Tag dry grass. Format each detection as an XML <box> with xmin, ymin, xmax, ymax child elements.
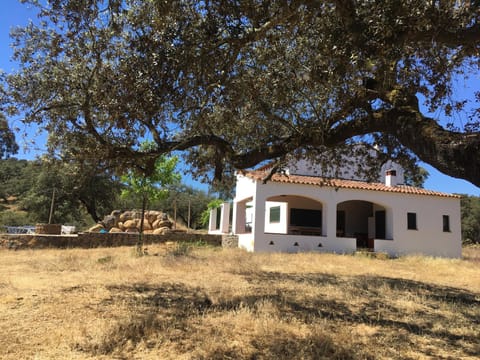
<box><xmin>0</xmin><ymin>243</ymin><xmax>479</xmax><ymax>359</ymax></box>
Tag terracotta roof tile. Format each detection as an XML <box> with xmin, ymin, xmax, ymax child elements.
<box><xmin>244</xmin><ymin>170</ymin><xmax>460</xmax><ymax>198</ymax></box>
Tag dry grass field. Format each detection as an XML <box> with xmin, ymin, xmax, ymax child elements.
<box><xmin>0</xmin><ymin>243</ymin><xmax>479</xmax><ymax>360</ymax></box>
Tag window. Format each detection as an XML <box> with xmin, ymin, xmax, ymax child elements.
<box><xmin>215</xmin><ymin>206</ymin><xmax>222</xmax><ymax>230</ymax></box>
<box><xmin>407</xmin><ymin>212</ymin><xmax>417</xmax><ymax>230</ymax></box>
<box><xmin>290</xmin><ymin>208</ymin><xmax>322</xmax><ymax>228</ymax></box>
<box><xmin>443</xmin><ymin>215</ymin><xmax>450</xmax><ymax>232</ymax></box>
<box><xmin>336</xmin><ymin>210</ymin><xmax>345</xmax><ymax>236</ymax></box>
<box><xmin>269</xmin><ymin>206</ymin><xmax>281</xmax><ymax>223</ymax></box>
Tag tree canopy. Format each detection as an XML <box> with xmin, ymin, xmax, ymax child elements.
<box><xmin>461</xmin><ymin>195</ymin><xmax>480</xmax><ymax>244</ymax></box>
<box><xmin>0</xmin><ymin>113</ymin><xmax>18</xmax><ymax>159</ymax></box>
<box><xmin>4</xmin><ymin>0</ymin><xmax>480</xmax><ymax>187</ymax></box>
<box><xmin>20</xmin><ymin>158</ymin><xmax>121</xmax><ymax>224</ymax></box>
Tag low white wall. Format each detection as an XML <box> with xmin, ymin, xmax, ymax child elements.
<box><xmin>252</xmin><ymin>233</ymin><xmax>356</xmax><ymax>254</ymax></box>
<box><xmin>238</xmin><ymin>233</ymin><xmax>255</xmax><ymax>252</ymax></box>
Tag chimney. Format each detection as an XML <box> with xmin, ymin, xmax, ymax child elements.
<box><xmin>385</xmin><ymin>169</ymin><xmax>397</xmax><ymax>187</ymax></box>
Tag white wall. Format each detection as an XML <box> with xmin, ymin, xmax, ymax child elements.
<box><xmin>286</xmin><ymin>155</ymin><xmax>405</xmax><ymax>184</ymax></box>
<box><xmin>375</xmin><ymin>196</ymin><xmax>461</xmax><ymax>258</ymax></box>
<box><xmin>238</xmin><ymin>233</ymin><xmax>255</xmax><ymax>252</ymax></box>
<box><xmin>252</xmin><ymin>233</ymin><xmax>357</xmax><ymax>254</ymax></box>
<box><xmin>236</xmin><ymin>174</ymin><xmax>461</xmax><ymax>258</ymax></box>
<box><xmin>235</xmin><ymin>173</ymin><xmax>257</xmax><ymax>200</ymax></box>
<box><xmin>264</xmin><ymin>201</ymin><xmax>288</xmax><ymax>234</ymax></box>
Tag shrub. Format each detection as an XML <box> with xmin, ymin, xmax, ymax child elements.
<box><xmin>0</xmin><ymin>210</ymin><xmax>33</xmax><ymax>228</ymax></box>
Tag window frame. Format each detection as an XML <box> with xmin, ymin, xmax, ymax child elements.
<box><xmin>442</xmin><ymin>215</ymin><xmax>451</xmax><ymax>232</ymax></box>
<box><xmin>269</xmin><ymin>206</ymin><xmax>281</xmax><ymax>224</ymax></box>
<box><xmin>407</xmin><ymin>212</ymin><xmax>417</xmax><ymax>230</ymax></box>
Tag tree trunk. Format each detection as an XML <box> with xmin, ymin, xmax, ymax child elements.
<box><xmin>79</xmin><ymin>198</ymin><xmax>101</xmax><ymax>223</ymax></box>
<box><xmin>137</xmin><ymin>195</ymin><xmax>147</xmax><ymax>256</ymax></box>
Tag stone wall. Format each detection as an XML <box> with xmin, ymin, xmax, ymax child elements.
<box><xmin>0</xmin><ymin>232</ymin><xmax>222</xmax><ymax>250</ymax></box>
<box><xmin>221</xmin><ymin>234</ymin><xmax>239</xmax><ymax>248</ymax></box>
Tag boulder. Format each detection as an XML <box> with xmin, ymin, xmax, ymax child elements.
<box><xmin>157</xmin><ymin>220</ymin><xmax>172</xmax><ymax>229</ymax></box>
<box><xmin>102</xmin><ymin>215</ymin><xmax>117</xmax><ymax>230</ymax></box>
<box><xmin>152</xmin><ymin>219</ymin><xmax>162</xmax><ymax>229</ymax></box>
<box><xmin>123</xmin><ymin>219</ymin><xmax>137</xmax><ymax>229</ymax></box>
<box><xmin>109</xmin><ymin>227</ymin><xmax>123</xmax><ymax>233</ymax></box>
<box><xmin>145</xmin><ymin>211</ymin><xmax>159</xmax><ymax>224</ymax></box>
<box><xmin>88</xmin><ymin>224</ymin><xmax>105</xmax><ymax>233</ymax></box>
<box><xmin>94</xmin><ymin>209</ymin><xmax>181</xmax><ymax>233</ymax></box>
<box><xmin>120</xmin><ymin>211</ymin><xmax>133</xmax><ymax>222</ymax></box>
<box><xmin>142</xmin><ymin>219</ymin><xmax>153</xmax><ymax>231</ymax></box>
<box><xmin>111</xmin><ymin>209</ymin><xmax>122</xmax><ymax>217</ymax></box>
<box><xmin>158</xmin><ymin>226</ymin><xmax>171</xmax><ymax>235</ymax></box>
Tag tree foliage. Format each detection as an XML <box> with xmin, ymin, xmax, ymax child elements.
<box><xmin>4</xmin><ymin>0</ymin><xmax>480</xmax><ymax>188</ymax></box>
<box><xmin>0</xmin><ymin>158</ymin><xmax>31</xmax><ymax>202</ymax></box>
<box><xmin>460</xmin><ymin>195</ymin><xmax>480</xmax><ymax>244</ymax></box>
<box><xmin>0</xmin><ymin>113</ymin><xmax>18</xmax><ymax>159</ymax></box>
<box><xmin>120</xmin><ymin>155</ymin><xmax>180</xmax><ymax>208</ymax></box>
<box><xmin>21</xmin><ymin>158</ymin><xmax>121</xmax><ymax>225</ymax></box>
<box><xmin>200</xmin><ymin>199</ymin><xmax>225</xmax><ymax>228</ymax></box>
<box><xmin>403</xmin><ymin>166</ymin><xmax>429</xmax><ymax>188</ymax></box>
<box><xmin>121</xmin><ymin>151</ymin><xmax>180</xmax><ymax>254</ymax></box>
<box><xmin>152</xmin><ymin>184</ymin><xmax>218</xmax><ymax>229</ymax></box>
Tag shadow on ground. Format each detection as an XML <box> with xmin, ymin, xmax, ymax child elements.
<box><xmin>73</xmin><ymin>270</ymin><xmax>480</xmax><ymax>359</ymax></box>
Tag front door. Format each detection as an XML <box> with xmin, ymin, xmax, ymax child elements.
<box><xmin>375</xmin><ymin>210</ymin><xmax>386</xmax><ymax>240</ymax></box>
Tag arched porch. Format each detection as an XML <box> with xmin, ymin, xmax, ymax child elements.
<box><xmin>336</xmin><ymin>200</ymin><xmax>390</xmax><ymax>250</ymax></box>
<box><xmin>265</xmin><ymin>195</ymin><xmax>324</xmax><ymax>236</ymax></box>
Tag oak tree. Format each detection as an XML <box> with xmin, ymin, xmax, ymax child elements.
<box><xmin>4</xmin><ymin>0</ymin><xmax>480</xmax><ymax>188</ymax></box>
<box><xmin>0</xmin><ymin>113</ymin><xmax>18</xmax><ymax>160</ymax></box>
<box><xmin>20</xmin><ymin>158</ymin><xmax>121</xmax><ymax>225</ymax></box>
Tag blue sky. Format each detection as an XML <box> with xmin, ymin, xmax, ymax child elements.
<box><xmin>1</xmin><ymin>0</ymin><xmax>479</xmax><ymax>196</ymax></box>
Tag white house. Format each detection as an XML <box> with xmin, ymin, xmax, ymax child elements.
<box><xmin>209</xmin><ymin>160</ymin><xmax>462</xmax><ymax>258</ymax></box>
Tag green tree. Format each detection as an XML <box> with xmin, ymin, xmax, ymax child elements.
<box><xmin>4</xmin><ymin>1</ymin><xmax>480</xmax><ymax>189</ymax></box>
<box><xmin>0</xmin><ymin>210</ymin><xmax>33</xmax><ymax>228</ymax></box>
<box><xmin>121</xmin><ymin>152</ymin><xmax>180</xmax><ymax>253</ymax></box>
<box><xmin>21</xmin><ymin>159</ymin><xmax>121</xmax><ymax>226</ymax></box>
<box><xmin>0</xmin><ymin>158</ymin><xmax>31</xmax><ymax>202</ymax></box>
<box><xmin>461</xmin><ymin>195</ymin><xmax>480</xmax><ymax>244</ymax></box>
<box><xmin>0</xmin><ymin>113</ymin><xmax>18</xmax><ymax>159</ymax></box>
<box><xmin>404</xmin><ymin>166</ymin><xmax>430</xmax><ymax>188</ymax></box>
<box><xmin>152</xmin><ymin>184</ymin><xmax>217</xmax><ymax>230</ymax></box>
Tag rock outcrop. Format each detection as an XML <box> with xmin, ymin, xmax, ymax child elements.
<box><xmin>88</xmin><ymin>210</ymin><xmax>176</xmax><ymax>234</ymax></box>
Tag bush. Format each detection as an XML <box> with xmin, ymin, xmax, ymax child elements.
<box><xmin>0</xmin><ymin>210</ymin><xmax>33</xmax><ymax>227</ymax></box>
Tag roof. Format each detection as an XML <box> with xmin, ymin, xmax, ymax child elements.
<box><xmin>243</xmin><ymin>170</ymin><xmax>460</xmax><ymax>198</ymax></box>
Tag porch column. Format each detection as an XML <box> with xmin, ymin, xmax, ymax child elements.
<box><xmin>386</xmin><ymin>207</ymin><xmax>394</xmax><ymax>240</ymax></box>
<box><xmin>208</xmin><ymin>208</ymin><xmax>217</xmax><ymax>232</ymax></box>
<box><xmin>219</xmin><ymin>202</ymin><xmax>230</xmax><ymax>233</ymax></box>
<box><xmin>325</xmin><ymin>202</ymin><xmax>337</xmax><ymax>239</ymax></box>
<box><xmin>232</xmin><ymin>200</ymin><xmax>246</xmax><ymax>234</ymax></box>
<box><xmin>252</xmin><ymin>194</ymin><xmax>266</xmax><ymax>240</ymax></box>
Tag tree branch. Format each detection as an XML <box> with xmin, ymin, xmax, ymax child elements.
<box><xmin>329</xmin><ymin>107</ymin><xmax>480</xmax><ymax>187</ymax></box>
